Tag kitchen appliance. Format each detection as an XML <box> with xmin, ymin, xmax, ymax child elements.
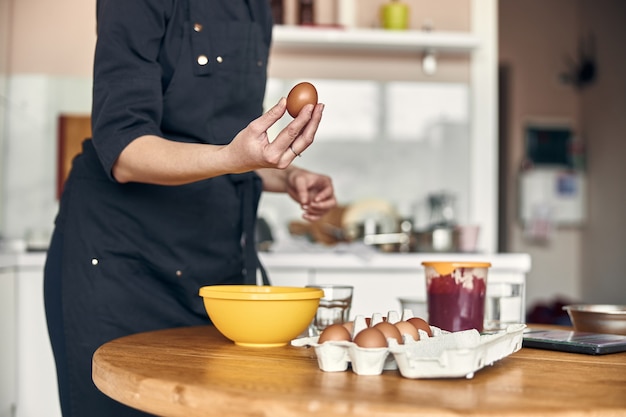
<box><xmin>427</xmin><ymin>192</ymin><xmax>456</xmax><ymax>227</ymax></box>
<box><xmin>413</xmin><ymin>192</ymin><xmax>459</xmax><ymax>252</ymax></box>
<box><xmin>414</xmin><ymin>227</ymin><xmax>460</xmax><ymax>252</ymax></box>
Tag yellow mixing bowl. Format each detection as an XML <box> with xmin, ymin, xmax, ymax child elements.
<box><xmin>199</xmin><ymin>285</ymin><xmax>324</xmax><ymax>347</ymax></box>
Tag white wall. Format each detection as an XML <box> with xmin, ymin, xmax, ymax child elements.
<box><xmin>0</xmin><ymin>0</ymin><xmax>13</xmax><ymax>241</ymax></box>
<box><xmin>3</xmin><ymin>75</ymin><xmax>92</xmax><ymax>239</ymax></box>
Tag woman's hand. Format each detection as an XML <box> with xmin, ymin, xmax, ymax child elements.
<box><xmin>248</xmin><ymin>99</ymin><xmax>335</xmax><ymax>221</ymax></box>
<box><xmin>285</xmin><ymin>167</ymin><xmax>337</xmax><ymax>221</ymax></box>
<box><xmin>225</xmin><ymin>97</ymin><xmax>324</xmax><ymax>172</ymax></box>
<box><xmin>258</xmin><ymin>166</ymin><xmax>337</xmax><ymax>222</ymax></box>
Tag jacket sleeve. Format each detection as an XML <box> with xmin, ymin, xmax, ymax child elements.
<box><xmin>91</xmin><ymin>0</ymin><xmax>175</xmax><ymax>181</ymax></box>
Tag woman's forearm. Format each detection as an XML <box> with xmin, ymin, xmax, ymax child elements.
<box><xmin>111</xmin><ymin>135</ymin><xmax>242</xmax><ymax>185</ymax></box>
<box><xmin>111</xmin><ymin>99</ymin><xmax>323</xmax><ymax>186</ymax></box>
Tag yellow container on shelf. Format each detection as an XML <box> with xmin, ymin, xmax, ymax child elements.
<box><xmin>380</xmin><ymin>0</ymin><xmax>410</xmax><ymax>30</ymax></box>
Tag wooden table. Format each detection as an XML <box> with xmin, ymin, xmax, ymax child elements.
<box><xmin>93</xmin><ymin>325</ymin><xmax>626</xmax><ymax>417</ymax></box>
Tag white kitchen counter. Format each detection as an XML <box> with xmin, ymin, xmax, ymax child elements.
<box><xmin>0</xmin><ymin>249</ymin><xmax>531</xmax><ymax>275</ymax></box>
<box><xmin>1</xmin><ymin>248</ymin><xmax>532</xmax><ymax>318</ymax></box>
<box><xmin>259</xmin><ymin>250</ymin><xmax>531</xmax><ymax>320</ymax></box>
<box><xmin>259</xmin><ymin>251</ymin><xmax>531</xmax><ymax>273</ymax></box>
<box><xmin>0</xmin><ymin>248</ymin><xmax>60</xmax><ymax>417</ymax></box>
<box><xmin>0</xmin><ymin>249</ymin><xmax>47</xmax><ymax>270</ymax></box>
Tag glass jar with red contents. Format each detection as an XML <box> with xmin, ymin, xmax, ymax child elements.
<box><xmin>422</xmin><ymin>261</ymin><xmax>491</xmax><ymax>332</ymax></box>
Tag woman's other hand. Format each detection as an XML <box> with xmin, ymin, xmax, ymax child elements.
<box><xmin>285</xmin><ymin>167</ymin><xmax>337</xmax><ymax>221</ymax></box>
<box><xmin>258</xmin><ymin>165</ymin><xmax>336</xmax><ymax>222</ymax></box>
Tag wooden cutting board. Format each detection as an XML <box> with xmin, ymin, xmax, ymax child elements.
<box><xmin>57</xmin><ymin>114</ymin><xmax>91</xmax><ymax>198</ymax></box>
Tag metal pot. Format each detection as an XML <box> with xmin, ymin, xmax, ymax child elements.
<box><xmin>414</xmin><ymin>226</ymin><xmax>459</xmax><ymax>252</ymax></box>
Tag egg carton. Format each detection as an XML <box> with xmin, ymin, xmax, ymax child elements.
<box><xmin>291</xmin><ymin>310</ymin><xmax>526</xmax><ymax>379</ymax></box>
<box><xmin>291</xmin><ymin>310</ymin><xmax>442</xmax><ymax>375</ymax></box>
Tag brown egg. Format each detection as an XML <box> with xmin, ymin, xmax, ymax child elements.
<box><xmin>341</xmin><ymin>321</ymin><xmax>355</xmax><ymax>336</ymax></box>
<box><xmin>318</xmin><ymin>323</ymin><xmax>352</xmax><ymax>344</ymax></box>
<box><xmin>407</xmin><ymin>317</ymin><xmax>433</xmax><ymax>337</ymax></box>
<box><xmin>353</xmin><ymin>327</ymin><xmax>388</xmax><ymax>348</ymax></box>
<box><xmin>373</xmin><ymin>322</ymin><xmax>403</xmax><ymax>344</ymax></box>
<box><xmin>286</xmin><ymin>82</ymin><xmax>318</xmax><ymax>117</ymax></box>
<box><xmin>394</xmin><ymin>320</ymin><xmax>419</xmax><ymax>341</ymax></box>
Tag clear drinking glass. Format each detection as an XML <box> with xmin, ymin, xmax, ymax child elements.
<box><xmin>306</xmin><ymin>284</ymin><xmax>353</xmax><ymax>332</ymax></box>
<box><xmin>484</xmin><ymin>282</ymin><xmax>524</xmax><ymax>331</ymax></box>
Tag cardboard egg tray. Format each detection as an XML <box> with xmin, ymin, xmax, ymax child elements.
<box><xmin>291</xmin><ymin>310</ymin><xmax>526</xmax><ymax>379</ymax></box>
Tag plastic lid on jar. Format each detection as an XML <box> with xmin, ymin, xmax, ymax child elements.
<box><xmin>421</xmin><ymin>261</ymin><xmax>491</xmax><ymax>276</ymax></box>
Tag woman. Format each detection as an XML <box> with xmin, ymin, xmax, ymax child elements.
<box><xmin>44</xmin><ymin>1</ymin><xmax>336</xmax><ymax>416</ymax></box>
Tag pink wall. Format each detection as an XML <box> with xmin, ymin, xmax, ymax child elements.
<box><xmin>9</xmin><ymin>0</ymin><xmax>96</xmax><ymax>76</ymax></box>
<box><xmin>499</xmin><ymin>0</ymin><xmax>626</xmax><ymax>306</ymax></box>
<box><xmin>579</xmin><ymin>0</ymin><xmax>626</xmax><ymax>303</ymax></box>
<box><xmin>499</xmin><ymin>0</ymin><xmax>583</xmax><ymax>306</ymax></box>
<box><xmin>8</xmin><ymin>0</ymin><xmax>468</xmax><ymax>77</ymax></box>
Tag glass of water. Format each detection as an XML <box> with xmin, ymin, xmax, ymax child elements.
<box><xmin>484</xmin><ymin>282</ymin><xmax>524</xmax><ymax>331</ymax></box>
<box><xmin>306</xmin><ymin>284</ymin><xmax>353</xmax><ymax>333</ymax></box>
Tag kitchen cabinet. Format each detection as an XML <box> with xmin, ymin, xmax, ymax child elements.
<box><xmin>260</xmin><ymin>252</ymin><xmax>531</xmax><ymax>321</ymax></box>
<box><xmin>0</xmin><ymin>252</ymin><xmax>61</xmax><ymax>417</ymax></box>
<box><xmin>0</xmin><ymin>267</ymin><xmax>16</xmax><ymax>417</ymax></box>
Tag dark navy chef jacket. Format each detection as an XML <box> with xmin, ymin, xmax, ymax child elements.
<box><xmin>55</xmin><ymin>0</ymin><xmax>273</xmax><ymax>338</ymax></box>
<box><xmin>46</xmin><ymin>2</ymin><xmax>275</xmax><ymax>415</ymax></box>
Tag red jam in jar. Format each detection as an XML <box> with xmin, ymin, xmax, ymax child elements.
<box><xmin>423</xmin><ymin>262</ymin><xmax>490</xmax><ymax>332</ymax></box>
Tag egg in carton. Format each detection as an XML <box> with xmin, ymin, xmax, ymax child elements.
<box><xmin>291</xmin><ymin>309</ymin><xmax>441</xmax><ymax>376</ymax></box>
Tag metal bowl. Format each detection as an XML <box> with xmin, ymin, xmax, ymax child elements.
<box><xmin>563</xmin><ymin>304</ymin><xmax>626</xmax><ymax>335</ymax></box>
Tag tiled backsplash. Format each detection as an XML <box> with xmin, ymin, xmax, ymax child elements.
<box><xmin>1</xmin><ymin>75</ymin><xmax>470</xmax><ymax>241</ymax></box>
<box><xmin>261</xmin><ymin>78</ymin><xmax>471</xmax><ymax>236</ymax></box>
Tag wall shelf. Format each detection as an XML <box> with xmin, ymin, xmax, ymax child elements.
<box><xmin>272</xmin><ymin>25</ymin><xmax>480</xmax><ymax>54</ymax></box>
